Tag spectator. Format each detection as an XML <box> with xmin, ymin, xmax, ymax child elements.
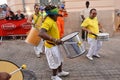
<box><xmin>0</xmin><ymin>7</ymin><xmax>6</xmax><ymax>20</ymax></box>
<box><xmin>4</xmin><ymin>6</ymin><xmax>11</xmax><ymax>16</ymax></box>
<box><xmin>59</xmin><ymin>1</ymin><xmax>68</xmax><ymax>17</ymax></box>
<box><xmin>5</xmin><ymin>10</ymin><xmax>16</xmax><ymax>20</ymax></box>
<box><xmin>80</xmin><ymin>1</ymin><xmax>91</xmax><ymax>41</ymax></box>
<box><xmin>15</xmin><ymin>10</ymin><xmax>25</xmax><ymax>20</ymax></box>
<box><xmin>1</xmin><ymin>4</ymin><xmax>8</xmax><ymax>11</ymax></box>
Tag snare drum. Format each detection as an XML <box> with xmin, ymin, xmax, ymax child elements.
<box><xmin>61</xmin><ymin>32</ymin><xmax>86</xmax><ymax>59</ymax></box>
<box><xmin>0</xmin><ymin>60</ymin><xmax>23</xmax><ymax>80</ymax></box>
<box><xmin>25</xmin><ymin>27</ymin><xmax>41</xmax><ymax>46</ymax></box>
<box><xmin>97</xmin><ymin>33</ymin><xmax>109</xmax><ymax>41</ymax></box>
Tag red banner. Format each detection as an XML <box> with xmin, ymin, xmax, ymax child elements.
<box><xmin>0</xmin><ymin>19</ymin><xmax>31</xmax><ymax>36</ymax></box>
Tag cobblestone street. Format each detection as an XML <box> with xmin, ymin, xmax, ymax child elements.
<box><xmin>0</xmin><ymin>34</ymin><xmax>120</xmax><ymax>80</ymax></box>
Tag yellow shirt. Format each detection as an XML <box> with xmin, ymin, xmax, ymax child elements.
<box><xmin>41</xmin><ymin>17</ymin><xmax>60</xmax><ymax>48</ymax></box>
<box><xmin>81</xmin><ymin>17</ymin><xmax>99</xmax><ymax>39</ymax></box>
<box><xmin>33</xmin><ymin>14</ymin><xmax>42</xmax><ymax>30</ymax></box>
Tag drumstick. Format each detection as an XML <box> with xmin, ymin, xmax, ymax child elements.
<box><xmin>10</xmin><ymin>64</ymin><xmax>27</xmax><ymax>75</ymax></box>
<box><xmin>64</xmin><ymin>41</ymin><xmax>82</xmax><ymax>44</ymax></box>
<box><xmin>64</xmin><ymin>42</ymin><xmax>77</xmax><ymax>44</ymax></box>
<box><xmin>91</xmin><ymin>33</ymin><xmax>97</xmax><ymax>36</ymax></box>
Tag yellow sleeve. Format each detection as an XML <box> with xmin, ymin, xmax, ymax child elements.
<box><xmin>41</xmin><ymin>22</ymin><xmax>51</xmax><ymax>31</ymax></box>
<box><xmin>81</xmin><ymin>18</ymin><xmax>89</xmax><ymax>28</ymax></box>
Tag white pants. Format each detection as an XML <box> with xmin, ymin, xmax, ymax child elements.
<box><xmin>87</xmin><ymin>38</ymin><xmax>102</xmax><ymax>57</ymax></box>
<box><xmin>34</xmin><ymin>39</ymin><xmax>44</xmax><ymax>54</ymax></box>
<box><xmin>45</xmin><ymin>46</ymin><xmax>63</xmax><ymax>69</ymax></box>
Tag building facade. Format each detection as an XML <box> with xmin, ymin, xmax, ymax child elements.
<box><xmin>6</xmin><ymin>0</ymin><xmax>120</xmax><ymax>36</ymax></box>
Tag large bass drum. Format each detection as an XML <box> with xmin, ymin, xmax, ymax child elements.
<box><xmin>61</xmin><ymin>32</ymin><xmax>86</xmax><ymax>59</ymax></box>
<box><xmin>0</xmin><ymin>60</ymin><xmax>23</xmax><ymax>80</ymax></box>
<box><xmin>0</xmin><ymin>60</ymin><xmax>37</xmax><ymax>80</ymax></box>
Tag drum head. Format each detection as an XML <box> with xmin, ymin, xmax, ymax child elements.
<box><xmin>97</xmin><ymin>33</ymin><xmax>109</xmax><ymax>36</ymax></box>
<box><xmin>61</xmin><ymin>32</ymin><xmax>79</xmax><ymax>42</ymax></box>
<box><xmin>0</xmin><ymin>60</ymin><xmax>24</xmax><ymax>80</ymax></box>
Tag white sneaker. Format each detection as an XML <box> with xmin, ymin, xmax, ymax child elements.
<box><xmin>40</xmin><ymin>52</ymin><xmax>45</xmax><ymax>55</ymax></box>
<box><xmin>86</xmin><ymin>55</ymin><xmax>93</xmax><ymax>60</ymax></box>
<box><xmin>93</xmin><ymin>54</ymin><xmax>101</xmax><ymax>58</ymax></box>
<box><xmin>57</xmin><ymin>71</ymin><xmax>69</xmax><ymax>77</ymax></box>
<box><xmin>51</xmin><ymin>75</ymin><xmax>62</xmax><ymax>80</ymax></box>
<box><xmin>35</xmin><ymin>51</ymin><xmax>40</xmax><ymax>58</ymax></box>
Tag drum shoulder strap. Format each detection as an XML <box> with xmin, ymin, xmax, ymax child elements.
<box><xmin>34</xmin><ymin>14</ymin><xmax>41</xmax><ymax>24</ymax></box>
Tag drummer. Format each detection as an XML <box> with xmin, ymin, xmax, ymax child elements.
<box><xmin>0</xmin><ymin>72</ymin><xmax>11</xmax><ymax>80</ymax></box>
<box><xmin>81</xmin><ymin>8</ymin><xmax>102</xmax><ymax>60</ymax></box>
<box><xmin>39</xmin><ymin>5</ymin><xmax>69</xmax><ymax>80</ymax></box>
<box><xmin>27</xmin><ymin>4</ymin><xmax>46</xmax><ymax>58</ymax></box>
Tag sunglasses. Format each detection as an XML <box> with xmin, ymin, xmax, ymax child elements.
<box><xmin>35</xmin><ymin>8</ymin><xmax>39</xmax><ymax>10</ymax></box>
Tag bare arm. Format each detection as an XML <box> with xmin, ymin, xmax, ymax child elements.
<box><xmin>39</xmin><ymin>28</ymin><xmax>52</xmax><ymax>41</ymax></box>
<box><xmin>27</xmin><ymin>14</ymin><xmax>34</xmax><ymax>25</ymax></box>
<box><xmin>82</xmin><ymin>27</ymin><xmax>92</xmax><ymax>34</ymax></box>
<box><xmin>98</xmin><ymin>22</ymin><xmax>105</xmax><ymax>32</ymax></box>
<box><xmin>82</xmin><ymin>27</ymin><xmax>97</xmax><ymax>36</ymax></box>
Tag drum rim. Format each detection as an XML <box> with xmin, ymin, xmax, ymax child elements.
<box><xmin>67</xmin><ymin>50</ymin><xmax>86</xmax><ymax>59</ymax></box>
<box><xmin>97</xmin><ymin>33</ymin><xmax>109</xmax><ymax>36</ymax></box>
<box><xmin>61</xmin><ymin>32</ymin><xmax>79</xmax><ymax>42</ymax></box>
<box><xmin>0</xmin><ymin>60</ymin><xmax>24</xmax><ymax>80</ymax></box>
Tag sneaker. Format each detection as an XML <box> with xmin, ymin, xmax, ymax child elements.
<box><xmin>51</xmin><ymin>75</ymin><xmax>62</xmax><ymax>80</ymax></box>
<box><xmin>93</xmin><ymin>54</ymin><xmax>101</xmax><ymax>58</ymax></box>
<box><xmin>86</xmin><ymin>55</ymin><xmax>93</xmax><ymax>60</ymax></box>
<box><xmin>35</xmin><ymin>51</ymin><xmax>40</xmax><ymax>58</ymax></box>
<box><xmin>57</xmin><ymin>71</ymin><xmax>69</xmax><ymax>77</ymax></box>
<box><xmin>40</xmin><ymin>52</ymin><xmax>45</xmax><ymax>55</ymax></box>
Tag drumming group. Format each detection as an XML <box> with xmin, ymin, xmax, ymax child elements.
<box><xmin>0</xmin><ymin>1</ymin><xmax>109</xmax><ymax>80</ymax></box>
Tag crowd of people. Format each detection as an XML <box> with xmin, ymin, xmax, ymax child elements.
<box><xmin>0</xmin><ymin>4</ymin><xmax>25</xmax><ymax>20</ymax></box>
<box><xmin>0</xmin><ymin>4</ymin><xmax>26</xmax><ymax>40</ymax></box>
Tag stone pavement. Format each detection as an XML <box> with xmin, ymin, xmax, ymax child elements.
<box><xmin>0</xmin><ymin>35</ymin><xmax>120</xmax><ymax>80</ymax></box>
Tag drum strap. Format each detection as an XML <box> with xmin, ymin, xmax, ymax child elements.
<box><xmin>34</xmin><ymin>14</ymin><xmax>41</xmax><ymax>25</ymax></box>
<box><xmin>46</xmin><ymin>41</ymin><xmax>56</xmax><ymax>46</ymax></box>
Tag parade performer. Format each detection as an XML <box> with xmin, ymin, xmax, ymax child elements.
<box><xmin>81</xmin><ymin>8</ymin><xmax>102</xmax><ymax>60</ymax></box>
<box><xmin>27</xmin><ymin>4</ymin><xmax>46</xmax><ymax>58</ymax></box>
<box><xmin>39</xmin><ymin>5</ymin><xmax>69</xmax><ymax>80</ymax></box>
